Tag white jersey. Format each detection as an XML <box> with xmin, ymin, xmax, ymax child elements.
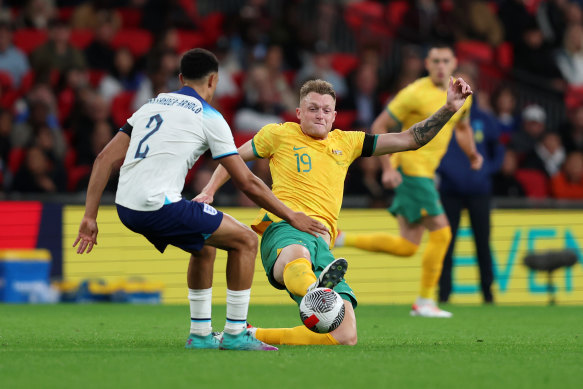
<box><xmin>115</xmin><ymin>86</ymin><xmax>237</xmax><ymax>211</ymax></box>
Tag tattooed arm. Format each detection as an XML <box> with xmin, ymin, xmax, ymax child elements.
<box><xmin>372</xmin><ymin>77</ymin><xmax>473</xmax><ymax>156</ymax></box>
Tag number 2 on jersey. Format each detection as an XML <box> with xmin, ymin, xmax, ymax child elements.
<box><xmin>295</xmin><ymin>153</ymin><xmax>312</xmax><ymax>172</ymax></box>
<box><xmin>135</xmin><ymin>114</ymin><xmax>163</xmax><ymax>159</ymax></box>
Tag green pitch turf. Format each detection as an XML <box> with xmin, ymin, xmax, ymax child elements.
<box><xmin>1</xmin><ymin>304</ymin><xmax>582</xmax><ymax>389</ymax></box>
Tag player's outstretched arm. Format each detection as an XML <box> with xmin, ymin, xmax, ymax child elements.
<box><xmin>217</xmin><ymin>154</ymin><xmax>329</xmax><ymax>238</ymax></box>
<box><xmin>73</xmin><ymin>132</ymin><xmax>130</xmax><ymax>254</ymax></box>
<box><xmin>194</xmin><ymin>139</ymin><xmax>257</xmax><ymax>204</ymax></box>
<box><xmin>372</xmin><ymin>77</ymin><xmax>473</xmax><ymax>156</ymax></box>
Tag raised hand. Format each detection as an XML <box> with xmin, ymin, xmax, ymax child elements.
<box><xmin>446</xmin><ymin>77</ymin><xmax>473</xmax><ymax>112</ymax></box>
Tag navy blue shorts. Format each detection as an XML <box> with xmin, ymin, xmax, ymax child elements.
<box><xmin>116</xmin><ymin>199</ymin><xmax>224</xmax><ymax>253</ymax></box>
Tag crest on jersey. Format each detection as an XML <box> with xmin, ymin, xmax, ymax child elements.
<box><xmin>203</xmin><ymin>204</ymin><xmax>218</xmax><ymax>216</ymax></box>
<box><xmin>332</xmin><ymin>149</ymin><xmax>343</xmax><ymax>155</ymax></box>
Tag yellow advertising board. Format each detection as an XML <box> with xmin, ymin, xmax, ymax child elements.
<box><xmin>63</xmin><ymin>207</ymin><xmax>583</xmax><ymax>305</ymax></box>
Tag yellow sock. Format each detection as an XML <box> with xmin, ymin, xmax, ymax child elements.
<box><xmin>283</xmin><ymin>258</ymin><xmax>317</xmax><ymax>297</ymax></box>
<box><xmin>255</xmin><ymin>326</ymin><xmax>339</xmax><ymax>345</ymax></box>
<box><xmin>344</xmin><ymin>233</ymin><xmax>418</xmax><ymax>256</ymax></box>
<box><xmin>419</xmin><ymin>226</ymin><xmax>452</xmax><ymax>298</ymax></box>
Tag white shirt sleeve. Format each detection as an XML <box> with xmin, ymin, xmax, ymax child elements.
<box><xmin>202</xmin><ymin>107</ymin><xmax>238</xmax><ymax>159</ymax></box>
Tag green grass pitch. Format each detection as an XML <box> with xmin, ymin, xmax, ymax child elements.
<box><xmin>1</xmin><ymin>304</ymin><xmax>582</xmax><ymax>389</ymax></box>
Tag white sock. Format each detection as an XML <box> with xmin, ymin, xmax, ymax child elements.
<box><xmin>224</xmin><ymin>288</ymin><xmax>250</xmax><ymax>335</ymax></box>
<box><xmin>188</xmin><ymin>288</ymin><xmax>212</xmax><ymax>336</ymax></box>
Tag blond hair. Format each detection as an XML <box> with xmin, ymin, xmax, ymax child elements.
<box><xmin>299</xmin><ymin>79</ymin><xmax>336</xmax><ymax>102</ymax></box>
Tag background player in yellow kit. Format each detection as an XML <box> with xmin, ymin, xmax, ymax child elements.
<box><xmin>196</xmin><ymin>76</ymin><xmax>473</xmax><ymax>345</ymax></box>
<box><xmin>337</xmin><ymin>45</ymin><xmax>483</xmax><ymax>318</ymax></box>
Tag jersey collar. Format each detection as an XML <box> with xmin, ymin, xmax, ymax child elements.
<box><xmin>172</xmin><ymin>85</ymin><xmax>202</xmax><ymax>100</ymax></box>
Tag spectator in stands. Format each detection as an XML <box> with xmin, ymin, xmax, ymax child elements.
<box><xmin>0</xmin><ymin>20</ymin><xmax>30</xmax><ymax>88</ymax></box>
<box><xmin>0</xmin><ymin>108</ymin><xmax>11</xmax><ymax>166</ymax></box>
<box><xmin>11</xmin><ymin>89</ymin><xmax>66</xmax><ymax>161</ymax></box>
<box><xmin>509</xmin><ymin>104</ymin><xmax>548</xmax><ymax>157</ymax></box>
<box><xmin>397</xmin><ymin>0</ymin><xmax>453</xmax><ymax>46</ymax></box>
<box><xmin>295</xmin><ymin>40</ymin><xmax>347</xmax><ymax>99</ymax></box>
<box><xmin>29</xmin><ymin>18</ymin><xmax>86</xmax><ymax>84</ymax></box>
<box><xmin>10</xmin><ymin>145</ymin><xmax>66</xmax><ymax>193</ymax></box>
<box><xmin>490</xmin><ymin>85</ymin><xmax>520</xmax><ymax>139</ymax></box>
<box><xmin>71</xmin><ymin>0</ymin><xmax>121</xmax><ymax>30</ymax></box>
<box><xmin>536</xmin><ymin>0</ymin><xmax>569</xmax><ymax>49</ymax></box>
<box><xmin>17</xmin><ymin>0</ymin><xmax>56</xmax><ymax>30</ymax></box>
<box><xmin>83</xmin><ymin>10</ymin><xmax>118</xmax><ymax>72</ymax></box>
<box><xmin>498</xmin><ymin>0</ymin><xmax>532</xmax><ymax>46</ymax></box>
<box><xmin>234</xmin><ymin>63</ymin><xmax>285</xmax><ymax>133</ymax></box>
<box><xmin>492</xmin><ymin>149</ymin><xmax>526</xmax><ymax>197</ymax></box>
<box><xmin>132</xmin><ymin>48</ymin><xmax>179</xmax><ymax>111</ymax></box>
<box><xmin>561</xmin><ymin>105</ymin><xmax>583</xmax><ymax>152</ymax></box>
<box><xmin>513</xmin><ymin>17</ymin><xmax>565</xmax><ymax>92</ymax></box>
<box><xmin>550</xmin><ymin>151</ymin><xmax>583</xmax><ymax>199</ymax></box>
<box><xmin>520</xmin><ymin>131</ymin><xmax>566</xmax><ymax>178</ymax></box>
<box><xmin>98</xmin><ymin>47</ymin><xmax>143</xmax><ymax>103</ymax></box>
<box><xmin>555</xmin><ymin>23</ymin><xmax>583</xmax><ymax>86</ymax></box>
<box><xmin>213</xmin><ymin>37</ymin><xmax>242</xmax><ymax>100</ymax></box>
<box><xmin>74</xmin><ymin>119</ymin><xmax>117</xmax><ymax>192</ymax></box>
<box><xmin>141</xmin><ymin>0</ymin><xmax>197</xmax><ymax>36</ymax></box>
<box><xmin>264</xmin><ymin>44</ymin><xmax>296</xmax><ymax>113</ymax></box>
<box><xmin>450</xmin><ymin>0</ymin><xmax>504</xmax><ymax>47</ymax></box>
<box><xmin>389</xmin><ymin>44</ymin><xmax>425</xmax><ymax>95</ymax></box>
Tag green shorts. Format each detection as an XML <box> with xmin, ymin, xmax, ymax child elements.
<box><xmin>388</xmin><ymin>169</ymin><xmax>444</xmax><ymax>223</ymax></box>
<box><xmin>260</xmin><ymin>221</ymin><xmax>357</xmax><ymax>308</ymax></box>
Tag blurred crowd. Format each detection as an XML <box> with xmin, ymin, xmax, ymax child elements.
<box><xmin>1</xmin><ymin>0</ymin><xmax>583</xmax><ymax>204</ymax></box>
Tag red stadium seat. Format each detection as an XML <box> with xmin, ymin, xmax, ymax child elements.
<box><xmin>331</xmin><ymin>53</ymin><xmax>359</xmax><ymax>76</ymax></box>
<box><xmin>496</xmin><ymin>42</ymin><xmax>514</xmax><ymax>70</ymax></box>
<box><xmin>118</xmin><ymin>7</ymin><xmax>143</xmax><ymax>28</ymax></box>
<box><xmin>177</xmin><ymin>30</ymin><xmax>207</xmax><ymax>54</ymax></box>
<box><xmin>8</xmin><ymin>148</ymin><xmax>26</xmax><ymax>173</ymax></box>
<box><xmin>58</xmin><ymin>7</ymin><xmax>74</xmax><ymax>22</ymax></box>
<box><xmin>111</xmin><ymin>29</ymin><xmax>153</xmax><ymax>58</ymax></box>
<box><xmin>88</xmin><ymin>69</ymin><xmax>106</xmax><ymax>87</ymax></box>
<box><xmin>13</xmin><ymin>29</ymin><xmax>48</xmax><ymax>54</ymax></box>
<box><xmin>334</xmin><ymin>110</ymin><xmax>357</xmax><ymax>130</ymax></box>
<box><xmin>515</xmin><ymin>169</ymin><xmax>550</xmax><ymax>199</ymax></box>
<box><xmin>198</xmin><ymin>12</ymin><xmax>224</xmax><ymax>46</ymax></box>
<box><xmin>455</xmin><ymin>40</ymin><xmax>494</xmax><ymax>64</ymax></box>
<box><xmin>69</xmin><ymin>29</ymin><xmax>95</xmax><ymax>49</ymax></box>
<box><xmin>386</xmin><ymin>0</ymin><xmax>409</xmax><ymax>29</ymax></box>
<box><xmin>111</xmin><ymin>91</ymin><xmax>136</xmax><ymax>128</ymax></box>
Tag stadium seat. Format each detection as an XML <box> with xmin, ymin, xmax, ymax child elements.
<box><xmin>177</xmin><ymin>30</ymin><xmax>207</xmax><ymax>54</ymax></box>
<box><xmin>334</xmin><ymin>110</ymin><xmax>357</xmax><ymax>130</ymax></box>
<box><xmin>496</xmin><ymin>42</ymin><xmax>514</xmax><ymax>70</ymax></box>
<box><xmin>331</xmin><ymin>53</ymin><xmax>359</xmax><ymax>76</ymax></box>
<box><xmin>515</xmin><ymin>169</ymin><xmax>550</xmax><ymax>199</ymax></box>
<box><xmin>565</xmin><ymin>86</ymin><xmax>583</xmax><ymax>110</ymax></box>
<box><xmin>111</xmin><ymin>91</ymin><xmax>136</xmax><ymax>128</ymax></box>
<box><xmin>344</xmin><ymin>1</ymin><xmax>392</xmax><ymax>36</ymax></box>
<box><xmin>8</xmin><ymin>147</ymin><xmax>26</xmax><ymax>173</ymax></box>
<box><xmin>67</xmin><ymin>165</ymin><xmax>92</xmax><ymax>192</ymax></box>
<box><xmin>13</xmin><ymin>29</ymin><xmax>48</xmax><ymax>54</ymax></box>
<box><xmin>88</xmin><ymin>69</ymin><xmax>106</xmax><ymax>87</ymax></box>
<box><xmin>455</xmin><ymin>40</ymin><xmax>494</xmax><ymax>64</ymax></box>
<box><xmin>118</xmin><ymin>7</ymin><xmax>143</xmax><ymax>28</ymax></box>
<box><xmin>69</xmin><ymin>29</ymin><xmax>95</xmax><ymax>49</ymax></box>
<box><xmin>111</xmin><ymin>29</ymin><xmax>153</xmax><ymax>58</ymax></box>
<box><xmin>58</xmin><ymin>7</ymin><xmax>74</xmax><ymax>22</ymax></box>
<box><xmin>198</xmin><ymin>12</ymin><xmax>224</xmax><ymax>46</ymax></box>
<box><xmin>386</xmin><ymin>0</ymin><xmax>409</xmax><ymax>29</ymax></box>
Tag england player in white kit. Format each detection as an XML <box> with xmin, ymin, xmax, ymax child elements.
<box><xmin>74</xmin><ymin>49</ymin><xmax>327</xmax><ymax>351</ymax></box>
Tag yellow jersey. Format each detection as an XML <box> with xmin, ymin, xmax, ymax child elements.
<box><xmin>250</xmin><ymin>122</ymin><xmax>368</xmax><ymax>244</ymax></box>
<box><xmin>388</xmin><ymin>77</ymin><xmax>472</xmax><ymax>178</ymax></box>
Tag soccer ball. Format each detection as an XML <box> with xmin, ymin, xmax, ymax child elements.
<box><xmin>299</xmin><ymin>287</ymin><xmax>345</xmax><ymax>333</ymax></box>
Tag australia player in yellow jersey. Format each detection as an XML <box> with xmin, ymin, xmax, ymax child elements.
<box><xmin>196</xmin><ymin>76</ymin><xmax>473</xmax><ymax>345</ymax></box>
<box><xmin>337</xmin><ymin>45</ymin><xmax>483</xmax><ymax>318</ymax></box>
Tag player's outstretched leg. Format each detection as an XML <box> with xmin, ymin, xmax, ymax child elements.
<box><xmin>219</xmin><ymin>330</ymin><xmax>278</xmax><ymax>351</ymax></box>
<box><xmin>308</xmin><ymin>257</ymin><xmax>348</xmax><ymax>292</ymax></box>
